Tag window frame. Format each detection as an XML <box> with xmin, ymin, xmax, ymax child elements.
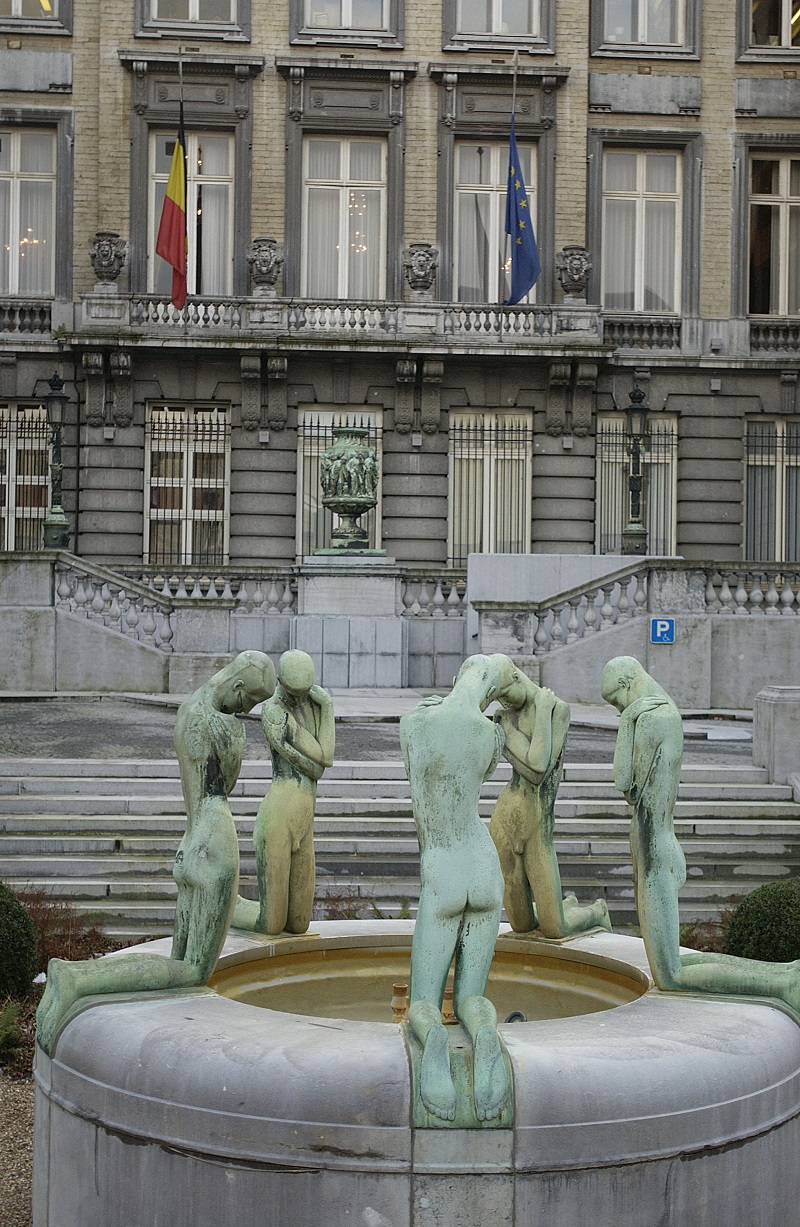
<box><xmin>134</xmin><ymin>0</ymin><xmax>251</xmax><ymax>43</ymax></box>
<box><xmin>0</xmin><ymin>0</ymin><xmax>72</xmax><ymax>36</ymax></box>
<box><xmin>744</xmin><ymin>417</ymin><xmax>800</xmax><ymax>562</ymax></box>
<box><xmin>737</xmin><ymin>0</ymin><xmax>800</xmax><ymax>60</ymax></box>
<box><xmin>0</xmin><ymin>127</ymin><xmax>57</xmax><ymax>299</ymax></box>
<box><xmin>0</xmin><ymin>401</ymin><xmax>51</xmax><ymax>552</ymax></box>
<box><xmin>296</xmin><ymin>407</ymin><xmax>383</xmax><ymax>559</ymax></box>
<box><xmin>733</xmin><ymin>132</ymin><xmax>800</xmax><ymax>317</ymax></box>
<box><xmin>587</xmin><ymin>129</ymin><xmax>702</xmax><ymax>318</ymax></box>
<box><xmin>442</xmin><ymin>0</ymin><xmax>554</xmax><ymax>53</ymax></box>
<box><xmin>595</xmin><ymin>411</ymin><xmax>678</xmax><ymax>556</ymax></box>
<box><xmin>289</xmin><ymin>0</ymin><xmax>403</xmax><ymax>47</ymax></box>
<box><xmin>144</xmin><ymin>402</ymin><xmax>231</xmax><ymax>567</ymax></box>
<box><xmin>590</xmin><ymin>0</ymin><xmax>701</xmax><ymax>58</ymax></box>
<box><xmin>0</xmin><ymin>110</ymin><xmax>72</xmax><ymax>301</ymax></box>
<box><xmin>447</xmin><ymin>409</ymin><xmax>533</xmax><ymax>567</ymax></box>
<box><xmin>746</xmin><ymin>149</ymin><xmax>800</xmax><ymax>316</ymax></box>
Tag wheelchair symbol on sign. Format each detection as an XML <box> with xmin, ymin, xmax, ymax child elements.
<box><xmin>650</xmin><ymin>618</ymin><xmax>675</xmax><ymax>645</ymax></box>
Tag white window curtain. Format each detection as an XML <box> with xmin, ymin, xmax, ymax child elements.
<box><xmin>602</xmin><ymin>150</ymin><xmax>680</xmax><ymax>312</ymax></box>
<box><xmin>604</xmin><ymin>0</ymin><xmax>681</xmax><ymax>43</ymax></box>
<box><xmin>304</xmin><ymin>0</ymin><xmax>385</xmax><ymax>27</ymax></box>
<box><xmin>153</xmin><ymin>0</ymin><xmax>235</xmax><ymax>21</ymax></box>
<box><xmin>454</xmin><ymin>141</ymin><xmax>536</xmax><ymax>304</ymax></box>
<box><xmin>0</xmin><ymin>404</ymin><xmax>50</xmax><ymax>551</ymax></box>
<box><xmin>145</xmin><ymin>404</ymin><xmax>230</xmax><ymax>565</ymax></box>
<box><xmin>150</xmin><ymin>131</ymin><xmax>234</xmax><ymax>297</ymax></box>
<box><xmin>448</xmin><ymin>411</ymin><xmax>532</xmax><ymax>565</ymax></box>
<box><xmin>457</xmin><ymin>0</ymin><xmax>538</xmax><ymax>35</ymax></box>
<box><xmin>0</xmin><ymin>129</ymin><xmax>56</xmax><ymax>296</ymax></box>
<box><xmin>302</xmin><ymin>138</ymin><xmax>386</xmax><ymax>300</ymax></box>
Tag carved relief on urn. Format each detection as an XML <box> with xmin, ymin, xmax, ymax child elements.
<box><xmin>403</xmin><ymin>242</ymin><xmax>438</xmax><ymax>300</ymax></box>
<box><xmin>248</xmin><ymin>237</ymin><xmax>284</xmax><ymax>297</ymax></box>
<box><xmin>556</xmin><ymin>244</ymin><xmax>592</xmax><ymax>303</ymax></box>
<box><xmin>318</xmin><ymin>425</ymin><xmax>380</xmax><ymax>553</ymax></box>
<box><xmin>89</xmin><ymin>231</ymin><xmax>127</xmax><ymax>291</ymax></box>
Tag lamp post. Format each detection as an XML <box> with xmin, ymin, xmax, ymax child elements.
<box><xmin>43</xmin><ymin>372</ymin><xmax>70</xmax><ymax>550</ymax></box>
<box><xmin>621</xmin><ymin>386</ymin><xmax>649</xmax><ymax>557</ymax></box>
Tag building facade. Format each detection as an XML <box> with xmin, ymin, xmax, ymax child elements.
<box><xmin>1</xmin><ymin>0</ymin><xmax>799</xmax><ymax>595</ymax></box>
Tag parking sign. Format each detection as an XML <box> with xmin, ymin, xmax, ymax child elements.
<box><xmin>651</xmin><ymin>617</ymin><xmax>675</xmax><ymax>644</ymax></box>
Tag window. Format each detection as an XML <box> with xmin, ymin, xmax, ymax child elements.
<box><xmin>454</xmin><ymin>141</ymin><xmax>536</xmax><ymax>304</ymax></box>
<box><xmin>135</xmin><ymin>0</ymin><xmax>250</xmax><ymax>40</ymax></box>
<box><xmin>290</xmin><ymin>0</ymin><xmax>401</xmax><ymax>44</ymax></box>
<box><xmin>457</xmin><ymin>0</ymin><xmax>539</xmax><ymax>37</ymax></box>
<box><xmin>750</xmin><ymin>0</ymin><xmax>800</xmax><ymax>48</ymax></box>
<box><xmin>748</xmin><ymin>155</ymin><xmax>800</xmax><ymax>315</ymax></box>
<box><xmin>144</xmin><ymin>405</ymin><xmax>230</xmax><ymax>565</ymax></box>
<box><xmin>448</xmin><ymin>412</ymin><xmax>532</xmax><ymax>566</ymax></box>
<box><xmin>302</xmin><ymin>137</ymin><xmax>387</xmax><ymax>300</ymax></box>
<box><xmin>150</xmin><ymin>131</ymin><xmax>234</xmax><ymax>298</ymax></box>
<box><xmin>745</xmin><ymin>419</ymin><xmax>800</xmax><ymax>561</ymax></box>
<box><xmin>297</xmin><ymin>409</ymin><xmax>382</xmax><ymax>556</ymax></box>
<box><xmin>602</xmin><ymin>0</ymin><xmax>683</xmax><ymax>45</ymax></box>
<box><xmin>304</xmin><ymin>0</ymin><xmax>386</xmax><ymax>31</ymax></box>
<box><xmin>595</xmin><ymin>414</ymin><xmax>677</xmax><ymax>555</ymax></box>
<box><xmin>0</xmin><ymin>0</ymin><xmax>72</xmax><ymax>32</ymax></box>
<box><xmin>0</xmin><ymin>129</ymin><xmax>56</xmax><ymax>296</ymax></box>
<box><xmin>601</xmin><ymin>149</ymin><xmax>681</xmax><ymax>312</ymax></box>
<box><xmin>0</xmin><ymin>404</ymin><xmax>50</xmax><ymax>551</ymax></box>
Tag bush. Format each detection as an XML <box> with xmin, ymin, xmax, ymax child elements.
<box><xmin>723</xmin><ymin>879</ymin><xmax>800</xmax><ymax>963</ymax></box>
<box><xmin>15</xmin><ymin>887</ymin><xmax>113</xmax><ymax>973</ymax></box>
<box><xmin>0</xmin><ymin>884</ymin><xmax>37</xmax><ymax>999</ymax></box>
<box><xmin>0</xmin><ymin>1000</ymin><xmax>22</xmax><ymax>1056</ymax></box>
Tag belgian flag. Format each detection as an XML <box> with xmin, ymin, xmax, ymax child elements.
<box><xmin>156</xmin><ymin>106</ymin><xmax>188</xmax><ymax>310</ymax></box>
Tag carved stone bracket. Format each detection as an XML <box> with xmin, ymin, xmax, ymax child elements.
<box><xmin>546</xmin><ymin>362</ymin><xmax>571</xmax><ymax>436</ymax></box>
<box><xmin>573</xmin><ymin>363</ymin><xmax>598</xmax><ymax>437</ymax></box>
<box><xmin>421</xmin><ymin>360</ymin><xmax>444</xmax><ymax>434</ymax></box>
<box><xmin>248</xmin><ymin>237</ymin><xmax>284</xmax><ymax>297</ymax></box>
<box><xmin>240</xmin><ymin>355</ymin><xmax>263</xmax><ymax>431</ymax></box>
<box><xmin>0</xmin><ymin>353</ymin><xmax>17</xmax><ymax>398</ymax></box>
<box><xmin>442</xmin><ymin>72</ymin><xmax>457</xmax><ymax>127</ymax></box>
<box><xmin>781</xmin><ymin>370</ymin><xmax>798</xmax><ymax>415</ymax></box>
<box><xmin>89</xmin><ymin>231</ymin><xmax>127</xmax><ymax>290</ymax></box>
<box><xmin>389</xmin><ymin>71</ymin><xmax>404</xmax><ymax>125</ymax></box>
<box><xmin>82</xmin><ymin>352</ymin><xmax>106</xmax><ymax>428</ymax></box>
<box><xmin>403</xmin><ymin>243</ymin><xmax>438</xmax><ymax>299</ymax></box>
<box><xmin>395</xmin><ymin>359</ymin><xmax>416</xmax><ymax>434</ymax></box>
<box><xmin>556</xmin><ymin>244</ymin><xmax>591</xmax><ymax>303</ymax></box>
<box><xmin>234</xmin><ymin>64</ymin><xmax>250</xmax><ymax>118</ymax></box>
<box><xmin>289</xmin><ymin>66</ymin><xmax>304</xmax><ymax>121</ymax></box>
<box><xmin>110</xmin><ymin>351</ymin><xmax>133</xmax><ymax>427</ymax></box>
<box><xmin>266</xmin><ymin>355</ymin><xmax>288</xmax><ymax>431</ymax></box>
<box><xmin>133</xmin><ymin>60</ymin><xmax>148</xmax><ymax>114</ymax></box>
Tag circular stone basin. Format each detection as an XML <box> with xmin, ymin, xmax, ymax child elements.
<box><xmin>33</xmin><ymin>922</ymin><xmax>800</xmax><ymax>1227</ymax></box>
<box><xmin>210</xmin><ymin>933</ymin><xmax>647</xmax><ymax>1022</ymax></box>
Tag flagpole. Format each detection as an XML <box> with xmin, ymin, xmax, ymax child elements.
<box><xmin>500</xmin><ymin>50</ymin><xmax>520</xmax><ymax>344</ymax></box>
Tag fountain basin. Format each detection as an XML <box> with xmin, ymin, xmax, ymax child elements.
<box><xmin>33</xmin><ymin>922</ymin><xmax>800</xmax><ymax>1227</ymax></box>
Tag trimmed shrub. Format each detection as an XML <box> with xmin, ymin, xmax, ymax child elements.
<box><xmin>723</xmin><ymin>879</ymin><xmax>800</xmax><ymax>963</ymax></box>
<box><xmin>0</xmin><ymin>883</ymin><xmax>37</xmax><ymax>998</ymax></box>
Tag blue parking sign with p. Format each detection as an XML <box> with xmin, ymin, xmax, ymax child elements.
<box><xmin>651</xmin><ymin>617</ymin><xmax>675</xmax><ymax>644</ymax></box>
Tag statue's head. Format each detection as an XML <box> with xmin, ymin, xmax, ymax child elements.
<box><xmin>487</xmin><ymin>654</ymin><xmax>530</xmax><ymax>710</ymax></box>
<box><xmin>601</xmin><ymin>655</ymin><xmax>646</xmax><ymax>712</ymax></box>
<box><xmin>453</xmin><ymin>653</ymin><xmax>504</xmax><ymax>710</ymax></box>
<box><xmin>278</xmin><ymin>649</ymin><xmax>316</xmax><ymax>698</ymax></box>
<box><xmin>216</xmin><ymin>650</ymin><xmax>276</xmax><ymax>714</ymax></box>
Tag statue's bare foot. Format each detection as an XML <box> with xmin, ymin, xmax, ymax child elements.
<box><xmin>590</xmin><ymin>897</ymin><xmax>612</xmax><ymax>932</ymax></box>
<box><xmin>473</xmin><ymin>1024</ymin><xmax>509</xmax><ymax>1122</ymax></box>
<box><xmin>562</xmin><ymin>894</ymin><xmax>613</xmax><ymax>936</ymax></box>
<box><xmin>420</xmin><ymin>1023</ymin><xmax>456</xmax><ymax>1121</ymax></box>
<box><xmin>231</xmin><ymin>895</ymin><xmax>260</xmax><ymax>931</ymax></box>
<box><xmin>36</xmin><ymin>959</ymin><xmax>83</xmax><ymax>1055</ymax></box>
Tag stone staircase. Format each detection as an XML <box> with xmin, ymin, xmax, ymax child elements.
<box><xmin>1</xmin><ymin>758</ymin><xmax>799</xmax><ymax>940</ymax></box>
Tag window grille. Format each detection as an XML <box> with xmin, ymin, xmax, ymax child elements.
<box><xmin>448</xmin><ymin>412</ymin><xmax>532</xmax><ymax>566</ymax></box>
<box><xmin>145</xmin><ymin>404</ymin><xmax>230</xmax><ymax>566</ymax></box>
<box><xmin>297</xmin><ymin>409</ymin><xmax>381</xmax><ymax>557</ymax></box>
<box><xmin>595</xmin><ymin>415</ymin><xmax>677</xmax><ymax>555</ymax></box>
<box><xmin>745</xmin><ymin>419</ymin><xmax>800</xmax><ymax>561</ymax></box>
<box><xmin>0</xmin><ymin>403</ymin><xmax>50</xmax><ymax>551</ymax></box>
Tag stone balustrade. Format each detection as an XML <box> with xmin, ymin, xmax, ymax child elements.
<box><xmin>55</xmin><ymin>558</ymin><xmax>175</xmax><ymax>651</ymax></box>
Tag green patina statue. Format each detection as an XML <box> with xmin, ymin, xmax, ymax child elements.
<box><xmin>489</xmin><ymin>659</ymin><xmax>611</xmax><ymax>938</ymax></box>
<box><xmin>36</xmin><ymin>651</ymin><xmax>276</xmax><ymax>1055</ymax></box>
<box><xmin>602</xmin><ymin>655</ymin><xmax>800</xmax><ymax>1016</ymax></box>
<box><xmin>400</xmin><ymin>654</ymin><xmax>511</xmax><ymax>1124</ymax></box>
<box><xmin>233</xmin><ymin>650</ymin><xmax>334</xmax><ymax>936</ymax></box>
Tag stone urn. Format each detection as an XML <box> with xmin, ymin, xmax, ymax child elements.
<box><xmin>319</xmin><ymin>425</ymin><xmax>379</xmax><ymax>551</ymax></box>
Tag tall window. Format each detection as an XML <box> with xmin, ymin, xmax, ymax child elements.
<box><xmin>303</xmin><ymin>0</ymin><xmax>386</xmax><ymax>28</ymax></box>
<box><xmin>145</xmin><ymin>405</ymin><xmax>230</xmax><ymax>565</ymax></box>
<box><xmin>745</xmin><ymin>420</ymin><xmax>800</xmax><ymax>561</ymax></box>
<box><xmin>151</xmin><ymin>0</ymin><xmax>235</xmax><ymax>19</ymax></box>
<box><xmin>603</xmin><ymin>0</ymin><xmax>682</xmax><ymax>44</ymax></box>
<box><xmin>296</xmin><ymin>409</ymin><xmax>381</xmax><ymax>556</ymax></box>
<box><xmin>0</xmin><ymin>0</ymin><xmax>60</xmax><ymax>17</ymax></box>
<box><xmin>0</xmin><ymin>404</ymin><xmax>50</xmax><ymax>551</ymax></box>
<box><xmin>457</xmin><ymin>0</ymin><xmax>538</xmax><ymax>35</ymax></box>
<box><xmin>302</xmin><ymin>138</ymin><xmax>386</xmax><ymax>299</ymax></box>
<box><xmin>150</xmin><ymin>132</ymin><xmax>234</xmax><ymax>298</ymax></box>
<box><xmin>0</xmin><ymin>130</ymin><xmax>56</xmax><ymax>296</ymax></box>
<box><xmin>750</xmin><ymin>0</ymin><xmax>800</xmax><ymax>47</ymax></box>
<box><xmin>455</xmin><ymin>141</ymin><xmax>536</xmax><ymax>303</ymax></box>
<box><xmin>749</xmin><ymin>156</ymin><xmax>800</xmax><ymax>315</ymax></box>
<box><xmin>448</xmin><ymin>412</ymin><xmax>532</xmax><ymax>566</ymax></box>
<box><xmin>595</xmin><ymin>414</ymin><xmax>677</xmax><ymax>555</ymax></box>
<box><xmin>602</xmin><ymin>150</ymin><xmax>681</xmax><ymax>312</ymax></box>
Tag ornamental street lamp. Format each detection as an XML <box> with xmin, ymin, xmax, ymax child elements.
<box><xmin>42</xmin><ymin>372</ymin><xmax>71</xmax><ymax>550</ymax></box>
<box><xmin>621</xmin><ymin>385</ymin><xmax>649</xmax><ymax>557</ymax></box>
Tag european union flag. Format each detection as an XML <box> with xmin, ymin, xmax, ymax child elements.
<box><xmin>504</xmin><ymin>117</ymin><xmax>541</xmax><ymax>305</ymax></box>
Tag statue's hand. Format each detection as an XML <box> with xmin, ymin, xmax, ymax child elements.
<box><xmin>309</xmin><ymin>684</ymin><xmax>332</xmax><ymax>707</ymax></box>
<box><xmin>536</xmin><ymin>687</ymin><xmax>558</xmax><ymax>711</ymax></box>
<box><xmin>417</xmin><ymin>695</ymin><xmax>444</xmax><ymax>708</ymax></box>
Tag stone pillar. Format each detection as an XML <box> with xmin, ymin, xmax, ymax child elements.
<box><xmin>753</xmin><ymin>686</ymin><xmax>800</xmax><ymax>784</ymax></box>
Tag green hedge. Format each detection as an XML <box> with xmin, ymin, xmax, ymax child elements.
<box><xmin>0</xmin><ymin>883</ymin><xmax>37</xmax><ymax>999</ymax></box>
<box><xmin>723</xmin><ymin>879</ymin><xmax>800</xmax><ymax>963</ymax></box>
